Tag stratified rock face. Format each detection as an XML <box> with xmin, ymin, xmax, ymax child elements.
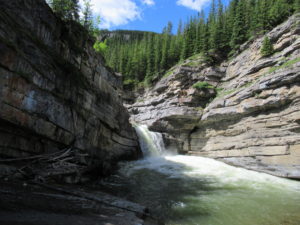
<box><xmin>0</xmin><ymin>0</ymin><xmax>140</xmax><ymax>178</ymax></box>
<box><xmin>129</xmin><ymin>59</ymin><xmax>223</xmax><ymax>152</ymax></box>
<box><xmin>129</xmin><ymin>13</ymin><xmax>300</xmax><ymax>179</ymax></box>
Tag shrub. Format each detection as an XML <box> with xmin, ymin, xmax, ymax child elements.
<box><xmin>193</xmin><ymin>82</ymin><xmax>214</xmax><ymax>90</ymax></box>
<box><xmin>260</xmin><ymin>36</ymin><xmax>274</xmax><ymax>57</ymax></box>
<box><xmin>93</xmin><ymin>40</ymin><xmax>107</xmax><ymax>54</ymax></box>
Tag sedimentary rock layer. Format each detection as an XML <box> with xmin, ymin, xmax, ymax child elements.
<box><xmin>0</xmin><ymin>0</ymin><xmax>140</xmax><ymax>179</ymax></box>
<box><xmin>129</xmin><ymin>14</ymin><xmax>300</xmax><ymax>179</ymax></box>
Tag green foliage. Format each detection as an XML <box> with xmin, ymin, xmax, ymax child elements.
<box><xmin>102</xmin><ymin>0</ymin><xmax>297</xmax><ymax>90</ymax></box>
<box><xmin>268</xmin><ymin>57</ymin><xmax>300</xmax><ymax>73</ymax></box>
<box><xmin>295</xmin><ymin>0</ymin><xmax>300</xmax><ymax>12</ymax></box>
<box><xmin>80</xmin><ymin>0</ymin><xmax>102</xmax><ymax>36</ymax></box>
<box><xmin>123</xmin><ymin>79</ymin><xmax>139</xmax><ymax>90</ymax></box>
<box><xmin>230</xmin><ymin>0</ymin><xmax>247</xmax><ymax>50</ymax></box>
<box><xmin>93</xmin><ymin>40</ymin><xmax>107</xmax><ymax>54</ymax></box>
<box><xmin>269</xmin><ymin>0</ymin><xmax>291</xmax><ymax>26</ymax></box>
<box><xmin>260</xmin><ymin>36</ymin><xmax>274</xmax><ymax>57</ymax></box>
<box><xmin>48</xmin><ymin>0</ymin><xmax>101</xmax><ymax>36</ymax></box>
<box><xmin>163</xmin><ymin>70</ymin><xmax>174</xmax><ymax>78</ymax></box>
<box><xmin>193</xmin><ymin>82</ymin><xmax>215</xmax><ymax>90</ymax></box>
<box><xmin>48</xmin><ymin>0</ymin><xmax>79</xmax><ymax>21</ymax></box>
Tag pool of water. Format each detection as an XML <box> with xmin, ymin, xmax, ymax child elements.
<box><xmin>100</xmin><ymin>155</ymin><xmax>300</xmax><ymax>225</ymax></box>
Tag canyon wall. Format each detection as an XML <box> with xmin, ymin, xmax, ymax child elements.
<box><xmin>129</xmin><ymin>14</ymin><xmax>300</xmax><ymax>179</ymax></box>
<box><xmin>0</xmin><ymin>0</ymin><xmax>140</xmax><ymax>180</ymax></box>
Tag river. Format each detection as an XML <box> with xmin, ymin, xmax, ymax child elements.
<box><xmin>99</xmin><ymin>125</ymin><xmax>300</xmax><ymax>225</ymax></box>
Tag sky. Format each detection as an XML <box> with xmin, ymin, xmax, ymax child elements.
<box><xmin>79</xmin><ymin>0</ymin><xmax>221</xmax><ymax>33</ymax></box>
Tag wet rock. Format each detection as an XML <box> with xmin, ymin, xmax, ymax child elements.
<box><xmin>0</xmin><ymin>180</ymin><xmax>160</xmax><ymax>225</ymax></box>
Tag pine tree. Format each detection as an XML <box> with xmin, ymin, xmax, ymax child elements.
<box><xmin>146</xmin><ymin>33</ymin><xmax>155</xmax><ymax>79</ymax></box>
<box><xmin>49</xmin><ymin>0</ymin><xmax>79</xmax><ymax>21</ymax></box>
<box><xmin>226</xmin><ymin>0</ymin><xmax>238</xmax><ymax>40</ymax></box>
<box><xmin>197</xmin><ymin>11</ymin><xmax>209</xmax><ymax>54</ymax></box>
<box><xmin>259</xmin><ymin>0</ymin><xmax>271</xmax><ymax>33</ymax></box>
<box><xmin>213</xmin><ymin>0</ymin><xmax>226</xmax><ymax>53</ymax></box>
<box><xmin>69</xmin><ymin>0</ymin><xmax>79</xmax><ymax>21</ymax></box>
<box><xmin>230</xmin><ymin>0</ymin><xmax>247</xmax><ymax>50</ymax></box>
<box><xmin>154</xmin><ymin>35</ymin><xmax>162</xmax><ymax>74</ymax></box>
<box><xmin>269</xmin><ymin>0</ymin><xmax>290</xmax><ymax>26</ymax></box>
<box><xmin>82</xmin><ymin>0</ymin><xmax>93</xmax><ymax>31</ymax></box>
<box><xmin>260</xmin><ymin>36</ymin><xmax>274</xmax><ymax>57</ymax></box>
<box><xmin>160</xmin><ymin>22</ymin><xmax>173</xmax><ymax>71</ymax></box>
<box><xmin>102</xmin><ymin>0</ymin><xmax>296</xmax><ymax>90</ymax></box>
<box><xmin>208</xmin><ymin>0</ymin><xmax>217</xmax><ymax>50</ymax></box>
<box><xmin>295</xmin><ymin>0</ymin><xmax>300</xmax><ymax>12</ymax></box>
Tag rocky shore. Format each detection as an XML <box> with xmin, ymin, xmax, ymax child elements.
<box><xmin>0</xmin><ymin>0</ymin><xmax>158</xmax><ymax>224</ymax></box>
<box><xmin>0</xmin><ymin>180</ymin><xmax>160</xmax><ymax>225</ymax></box>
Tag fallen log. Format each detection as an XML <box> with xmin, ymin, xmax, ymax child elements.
<box><xmin>0</xmin><ymin>147</ymin><xmax>72</xmax><ymax>163</ymax></box>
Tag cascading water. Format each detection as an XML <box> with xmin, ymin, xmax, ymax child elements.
<box><xmin>134</xmin><ymin>124</ymin><xmax>165</xmax><ymax>157</ymax></box>
<box><xmin>102</xmin><ymin>125</ymin><xmax>300</xmax><ymax>225</ymax></box>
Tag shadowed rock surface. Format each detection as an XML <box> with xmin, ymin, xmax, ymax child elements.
<box><xmin>0</xmin><ymin>180</ymin><xmax>160</xmax><ymax>225</ymax></box>
<box><xmin>0</xmin><ymin>0</ymin><xmax>162</xmax><ymax>224</ymax></box>
<box><xmin>0</xmin><ymin>0</ymin><xmax>140</xmax><ymax>181</ymax></box>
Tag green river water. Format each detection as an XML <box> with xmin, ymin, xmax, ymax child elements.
<box><xmin>100</xmin><ymin>125</ymin><xmax>300</xmax><ymax>225</ymax></box>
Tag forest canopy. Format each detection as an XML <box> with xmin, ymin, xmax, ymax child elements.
<box><xmin>46</xmin><ymin>0</ymin><xmax>300</xmax><ymax>90</ymax></box>
<box><xmin>103</xmin><ymin>0</ymin><xmax>299</xmax><ymax>89</ymax></box>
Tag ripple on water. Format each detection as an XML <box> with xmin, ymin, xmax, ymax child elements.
<box><xmin>108</xmin><ymin>155</ymin><xmax>300</xmax><ymax>225</ymax></box>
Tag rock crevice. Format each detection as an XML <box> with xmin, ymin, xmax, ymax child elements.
<box><xmin>0</xmin><ymin>0</ymin><xmax>140</xmax><ymax>181</ymax></box>
<box><xmin>129</xmin><ymin>13</ymin><xmax>300</xmax><ymax>179</ymax></box>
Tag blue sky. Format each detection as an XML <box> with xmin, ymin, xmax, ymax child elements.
<box><xmin>80</xmin><ymin>0</ymin><xmax>225</xmax><ymax>33</ymax></box>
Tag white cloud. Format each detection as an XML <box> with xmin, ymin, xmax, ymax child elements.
<box><xmin>141</xmin><ymin>0</ymin><xmax>155</xmax><ymax>6</ymax></box>
<box><xmin>176</xmin><ymin>0</ymin><xmax>210</xmax><ymax>11</ymax></box>
<box><xmin>80</xmin><ymin>0</ymin><xmax>141</xmax><ymax>28</ymax></box>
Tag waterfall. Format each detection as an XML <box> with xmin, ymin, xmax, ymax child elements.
<box><xmin>134</xmin><ymin>124</ymin><xmax>165</xmax><ymax>157</ymax></box>
<box><xmin>114</xmin><ymin>124</ymin><xmax>300</xmax><ymax>225</ymax></box>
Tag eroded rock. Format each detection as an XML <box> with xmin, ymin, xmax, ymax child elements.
<box><xmin>128</xmin><ymin>13</ymin><xmax>300</xmax><ymax>179</ymax></box>
<box><xmin>0</xmin><ymin>0</ymin><xmax>140</xmax><ymax>181</ymax></box>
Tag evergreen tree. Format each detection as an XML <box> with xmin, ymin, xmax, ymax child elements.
<box><xmin>260</xmin><ymin>36</ymin><xmax>274</xmax><ymax>57</ymax></box>
<box><xmin>259</xmin><ymin>0</ymin><xmax>271</xmax><ymax>33</ymax></box>
<box><xmin>82</xmin><ymin>0</ymin><xmax>93</xmax><ymax>31</ymax></box>
<box><xmin>102</xmin><ymin>0</ymin><xmax>296</xmax><ymax>90</ymax></box>
<box><xmin>230</xmin><ymin>0</ymin><xmax>247</xmax><ymax>50</ymax></box>
<box><xmin>49</xmin><ymin>0</ymin><xmax>79</xmax><ymax>21</ymax></box>
<box><xmin>213</xmin><ymin>0</ymin><xmax>226</xmax><ymax>53</ymax></box>
<box><xmin>198</xmin><ymin>11</ymin><xmax>209</xmax><ymax>54</ymax></box>
<box><xmin>295</xmin><ymin>0</ymin><xmax>300</xmax><ymax>12</ymax></box>
<box><xmin>160</xmin><ymin>22</ymin><xmax>173</xmax><ymax>71</ymax></box>
<box><xmin>208</xmin><ymin>0</ymin><xmax>217</xmax><ymax>50</ymax></box>
<box><xmin>269</xmin><ymin>0</ymin><xmax>291</xmax><ymax>26</ymax></box>
<box><xmin>146</xmin><ymin>33</ymin><xmax>155</xmax><ymax>78</ymax></box>
<box><xmin>154</xmin><ymin>35</ymin><xmax>162</xmax><ymax>74</ymax></box>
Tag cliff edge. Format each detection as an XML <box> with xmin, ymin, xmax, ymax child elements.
<box><xmin>0</xmin><ymin>0</ymin><xmax>140</xmax><ymax>182</ymax></box>
<box><xmin>129</xmin><ymin>13</ymin><xmax>300</xmax><ymax>179</ymax></box>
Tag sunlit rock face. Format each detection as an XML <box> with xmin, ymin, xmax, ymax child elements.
<box><xmin>0</xmin><ymin>0</ymin><xmax>140</xmax><ymax>179</ymax></box>
<box><xmin>128</xmin><ymin>13</ymin><xmax>300</xmax><ymax>179</ymax></box>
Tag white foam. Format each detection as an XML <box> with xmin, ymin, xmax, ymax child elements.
<box><xmin>130</xmin><ymin>125</ymin><xmax>300</xmax><ymax>192</ymax></box>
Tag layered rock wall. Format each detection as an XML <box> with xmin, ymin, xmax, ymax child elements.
<box><xmin>129</xmin><ymin>14</ymin><xmax>300</xmax><ymax>179</ymax></box>
<box><xmin>0</xmin><ymin>0</ymin><xmax>140</xmax><ymax>179</ymax></box>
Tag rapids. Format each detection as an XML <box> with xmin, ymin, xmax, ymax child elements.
<box><xmin>100</xmin><ymin>125</ymin><xmax>300</xmax><ymax>225</ymax></box>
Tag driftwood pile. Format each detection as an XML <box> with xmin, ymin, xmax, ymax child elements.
<box><xmin>0</xmin><ymin>148</ymin><xmax>161</xmax><ymax>223</ymax></box>
<box><xmin>0</xmin><ymin>147</ymin><xmax>90</xmax><ymax>183</ymax></box>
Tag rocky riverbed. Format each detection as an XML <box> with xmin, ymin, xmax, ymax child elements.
<box><xmin>0</xmin><ymin>180</ymin><xmax>160</xmax><ymax>225</ymax></box>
